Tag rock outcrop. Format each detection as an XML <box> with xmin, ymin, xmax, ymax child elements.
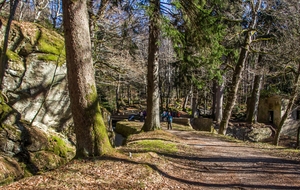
<box><xmin>0</xmin><ymin>17</ymin><xmax>114</xmax><ymax>184</ymax></box>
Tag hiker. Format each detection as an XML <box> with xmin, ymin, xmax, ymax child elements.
<box><xmin>167</xmin><ymin>112</ymin><xmax>172</xmax><ymax>130</ymax></box>
<box><xmin>140</xmin><ymin>110</ymin><xmax>144</xmax><ymax>122</ymax></box>
<box><xmin>172</xmin><ymin>111</ymin><xmax>175</xmax><ymax>117</ymax></box>
<box><xmin>143</xmin><ymin>110</ymin><xmax>147</xmax><ymax>120</ymax></box>
<box><xmin>177</xmin><ymin>112</ymin><xmax>180</xmax><ymax>117</ymax></box>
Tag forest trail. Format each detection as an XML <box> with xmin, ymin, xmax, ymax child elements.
<box><xmin>161</xmin><ymin>126</ymin><xmax>300</xmax><ymax>189</ymax></box>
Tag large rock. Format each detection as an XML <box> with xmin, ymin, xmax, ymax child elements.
<box><xmin>192</xmin><ymin>118</ymin><xmax>215</xmax><ymax>132</ymax></box>
<box><xmin>225</xmin><ymin>123</ymin><xmax>272</xmax><ymax>142</ymax></box>
<box><xmin>246</xmin><ymin>127</ymin><xmax>272</xmax><ymax>142</ymax></box>
<box><xmin>0</xmin><ymin>17</ymin><xmax>71</xmax><ymax>132</ymax></box>
<box><xmin>0</xmin><ymin>18</ymin><xmax>77</xmax><ymax>184</ymax></box>
<box><xmin>0</xmin><ymin>108</ymin><xmax>75</xmax><ymax>184</ymax></box>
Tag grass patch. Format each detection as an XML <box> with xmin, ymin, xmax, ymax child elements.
<box><xmin>129</xmin><ymin>140</ymin><xmax>179</xmax><ymax>154</ymax></box>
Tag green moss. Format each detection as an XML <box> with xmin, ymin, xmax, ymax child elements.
<box><xmin>6</xmin><ymin>50</ymin><xmax>21</xmax><ymax>62</ymax></box>
<box><xmin>0</xmin><ymin>106</ymin><xmax>13</xmax><ymax>121</ymax></box>
<box><xmin>0</xmin><ymin>176</ymin><xmax>14</xmax><ymax>185</ymax></box>
<box><xmin>115</xmin><ymin>122</ymin><xmax>142</xmax><ymax>137</ymax></box>
<box><xmin>130</xmin><ymin>140</ymin><xmax>178</xmax><ymax>154</ymax></box>
<box><xmin>1</xmin><ymin>124</ymin><xmax>22</xmax><ymax>141</ymax></box>
<box><xmin>37</xmin><ymin>29</ymin><xmax>65</xmax><ymax>56</ymax></box>
<box><xmin>37</xmin><ymin>54</ymin><xmax>58</xmax><ymax>61</ymax></box>
<box><xmin>35</xmin><ymin>28</ymin><xmax>66</xmax><ymax>66</ymax></box>
<box><xmin>48</xmin><ymin>135</ymin><xmax>72</xmax><ymax>158</ymax></box>
<box><xmin>77</xmin><ymin>84</ymin><xmax>113</xmax><ymax>158</ymax></box>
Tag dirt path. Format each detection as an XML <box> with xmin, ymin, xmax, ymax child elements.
<box><xmin>161</xmin><ymin>126</ymin><xmax>300</xmax><ymax>189</ymax></box>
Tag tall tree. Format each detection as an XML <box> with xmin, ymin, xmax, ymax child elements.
<box><xmin>142</xmin><ymin>0</ymin><xmax>161</xmax><ymax>131</ymax></box>
<box><xmin>219</xmin><ymin>0</ymin><xmax>262</xmax><ymax>135</ymax></box>
<box><xmin>62</xmin><ymin>0</ymin><xmax>112</xmax><ymax>158</ymax></box>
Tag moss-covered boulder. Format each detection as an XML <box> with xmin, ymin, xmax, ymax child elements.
<box><xmin>0</xmin><ymin>16</ymin><xmax>71</xmax><ymax>132</ymax></box>
<box><xmin>0</xmin><ymin>91</ymin><xmax>75</xmax><ymax>184</ymax></box>
<box><xmin>0</xmin><ymin>155</ymin><xmax>24</xmax><ymax>185</ymax></box>
<box><xmin>115</xmin><ymin>121</ymin><xmax>142</xmax><ymax>137</ymax></box>
<box><xmin>0</xmin><ymin>119</ymin><xmax>75</xmax><ymax>184</ymax></box>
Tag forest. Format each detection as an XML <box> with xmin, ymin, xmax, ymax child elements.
<box><xmin>0</xmin><ymin>0</ymin><xmax>300</xmax><ymax>189</ymax></box>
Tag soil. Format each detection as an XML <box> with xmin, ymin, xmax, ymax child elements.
<box><xmin>160</xmin><ymin>125</ymin><xmax>300</xmax><ymax>189</ymax></box>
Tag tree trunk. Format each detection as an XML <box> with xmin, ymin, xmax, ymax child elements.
<box><xmin>204</xmin><ymin>91</ymin><xmax>207</xmax><ymax>115</ymax></box>
<box><xmin>62</xmin><ymin>0</ymin><xmax>112</xmax><ymax>158</ymax></box>
<box><xmin>218</xmin><ymin>45</ymin><xmax>249</xmax><ymax>134</ymax></box>
<box><xmin>128</xmin><ymin>84</ymin><xmax>131</xmax><ymax>105</ymax></box>
<box><xmin>219</xmin><ymin>0</ymin><xmax>261</xmax><ymax>135</ymax></box>
<box><xmin>34</xmin><ymin>0</ymin><xmax>49</xmax><ymax>23</ymax></box>
<box><xmin>0</xmin><ymin>0</ymin><xmax>19</xmax><ymax>89</ymax></box>
<box><xmin>190</xmin><ymin>87</ymin><xmax>193</xmax><ymax>110</ymax></box>
<box><xmin>212</xmin><ymin>80</ymin><xmax>217</xmax><ymax>120</ymax></box>
<box><xmin>274</xmin><ymin>61</ymin><xmax>300</xmax><ymax>146</ymax></box>
<box><xmin>159</xmin><ymin>77</ymin><xmax>164</xmax><ymax>111</ymax></box>
<box><xmin>142</xmin><ymin>0</ymin><xmax>161</xmax><ymax>131</ymax></box>
<box><xmin>192</xmin><ymin>91</ymin><xmax>198</xmax><ymax>118</ymax></box>
<box><xmin>183</xmin><ymin>89</ymin><xmax>189</xmax><ymax>111</ymax></box>
<box><xmin>18</xmin><ymin>0</ymin><xmax>26</xmax><ymax>21</ymax></box>
<box><xmin>247</xmin><ymin>74</ymin><xmax>263</xmax><ymax>123</ymax></box>
<box><xmin>116</xmin><ymin>76</ymin><xmax>120</xmax><ymax>113</ymax></box>
<box><xmin>297</xmin><ymin>126</ymin><xmax>300</xmax><ymax>148</ymax></box>
<box><xmin>215</xmin><ymin>79</ymin><xmax>224</xmax><ymax>123</ymax></box>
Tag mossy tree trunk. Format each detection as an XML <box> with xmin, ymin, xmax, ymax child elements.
<box><xmin>274</xmin><ymin>61</ymin><xmax>300</xmax><ymax>146</ymax></box>
<box><xmin>212</xmin><ymin>79</ymin><xmax>217</xmax><ymax>120</ymax></box>
<box><xmin>216</xmin><ymin>77</ymin><xmax>224</xmax><ymax>124</ymax></box>
<box><xmin>0</xmin><ymin>0</ymin><xmax>19</xmax><ymax>89</ymax></box>
<box><xmin>219</xmin><ymin>0</ymin><xmax>261</xmax><ymax>135</ymax></box>
<box><xmin>247</xmin><ymin>74</ymin><xmax>263</xmax><ymax>123</ymax></box>
<box><xmin>142</xmin><ymin>0</ymin><xmax>161</xmax><ymax>131</ymax></box>
<box><xmin>62</xmin><ymin>0</ymin><xmax>112</xmax><ymax>158</ymax></box>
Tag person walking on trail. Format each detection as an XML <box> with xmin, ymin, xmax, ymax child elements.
<box><xmin>167</xmin><ymin>112</ymin><xmax>172</xmax><ymax>130</ymax></box>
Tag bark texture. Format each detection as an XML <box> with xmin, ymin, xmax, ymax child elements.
<box><xmin>216</xmin><ymin>78</ymin><xmax>224</xmax><ymax>123</ymax></box>
<box><xmin>247</xmin><ymin>74</ymin><xmax>263</xmax><ymax>123</ymax></box>
<box><xmin>128</xmin><ymin>84</ymin><xmax>131</xmax><ymax>105</ymax></box>
<box><xmin>142</xmin><ymin>0</ymin><xmax>161</xmax><ymax>131</ymax></box>
<box><xmin>62</xmin><ymin>0</ymin><xmax>112</xmax><ymax>158</ymax></box>
<box><xmin>192</xmin><ymin>91</ymin><xmax>198</xmax><ymax>118</ymax></box>
<box><xmin>212</xmin><ymin>80</ymin><xmax>217</xmax><ymax>120</ymax></box>
<box><xmin>297</xmin><ymin>126</ymin><xmax>300</xmax><ymax>148</ymax></box>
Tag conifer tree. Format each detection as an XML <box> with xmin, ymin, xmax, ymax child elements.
<box><xmin>62</xmin><ymin>0</ymin><xmax>112</xmax><ymax>158</ymax></box>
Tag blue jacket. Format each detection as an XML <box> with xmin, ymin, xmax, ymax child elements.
<box><xmin>167</xmin><ymin>114</ymin><xmax>172</xmax><ymax>122</ymax></box>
